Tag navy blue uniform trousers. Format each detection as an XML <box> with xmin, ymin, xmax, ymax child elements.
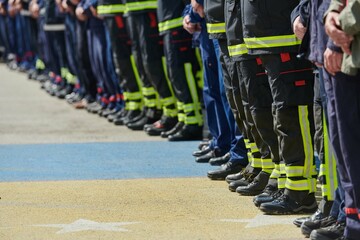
<box><xmin>324</xmin><ymin>70</ymin><xmax>360</xmax><ymax>239</ymax></box>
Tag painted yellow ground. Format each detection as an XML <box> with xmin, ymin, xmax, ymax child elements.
<box><xmin>0</xmin><ymin>178</ymin><xmax>307</xmax><ymax>240</ymax></box>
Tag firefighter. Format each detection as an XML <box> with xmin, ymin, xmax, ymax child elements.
<box><xmin>240</xmin><ymin>0</ymin><xmax>318</xmax><ymax>214</ymax></box>
<box><xmin>215</xmin><ymin>0</ymin><xmax>280</xmax><ymax>195</ymax></box>
<box><xmin>197</xmin><ymin>0</ymin><xmax>249</xmax><ymax>180</ymax></box>
<box><xmin>76</xmin><ymin>0</ymin><xmax>122</xmax><ymax>115</ymax></box>
<box><xmin>122</xmin><ymin>0</ymin><xmax>179</xmax><ymax>134</ymax></box>
<box><xmin>96</xmin><ymin>0</ymin><xmax>143</xmax><ymax>123</ymax></box>
<box><xmin>155</xmin><ymin>0</ymin><xmax>203</xmax><ymax>140</ymax></box>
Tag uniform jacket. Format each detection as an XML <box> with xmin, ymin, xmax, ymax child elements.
<box><xmin>44</xmin><ymin>0</ymin><xmax>65</xmax><ymax>25</ymax></box>
<box><xmin>123</xmin><ymin>0</ymin><xmax>157</xmax><ymax>16</ymax></box>
<box><xmin>97</xmin><ymin>0</ymin><xmax>125</xmax><ymax>16</ymax></box>
<box><xmin>338</xmin><ymin>0</ymin><xmax>360</xmax><ymax>75</ymax></box>
<box><xmin>241</xmin><ymin>0</ymin><xmax>301</xmax><ymax>54</ymax></box>
<box><xmin>157</xmin><ymin>0</ymin><xmax>189</xmax><ymax>35</ymax></box>
<box><xmin>225</xmin><ymin>0</ymin><xmax>251</xmax><ymax>61</ymax></box>
<box><xmin>204</xmin><ymin>0</ymin><xmax>226</xmax><ymax>39</ymax></box>
<box><xmin>291</xmin><ymin>0</ymin><xmax>330</xmax><ymax>65</ymax></box>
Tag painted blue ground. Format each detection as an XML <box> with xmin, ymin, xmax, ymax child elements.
<box><xmin>0</xmin><ymin>141</ymin><xmax>215</xmax><ymax>182</ymax></box>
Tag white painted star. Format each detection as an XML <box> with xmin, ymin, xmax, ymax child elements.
<box><xmin>221</xmin><ymin>214</ymin><xmax>300</xmax><ymax>228</ymax></box>
<box><xmin>33</xmin><ymin>219</ymin><xmax>140</xmax><ymax>234</ymax></box>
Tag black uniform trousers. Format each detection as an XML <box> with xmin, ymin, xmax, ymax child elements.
<box><xmin>125</xmin><ymin>11</ymin><xmax>174</xmax><ymax>113</ymax></box>
<box><xmin>260</xmin><ymin>53</ymin><xmax>316</xmax><ymax>201</ymax></box>
<box><xmin>75</xmin><ymin>20</ymin><xmax>97</xmax><ymax>101</ymax></box>
<box><xmin>104</xmin><ymin>16</ymin><xmax>141</xmax><ymax>96</ymax></box>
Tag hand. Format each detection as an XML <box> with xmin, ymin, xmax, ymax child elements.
<box><xmin>293</xmin><ymin>16</ymin><xmax>307</xmax><ymax>40</ymax></box>
<box><xmin>70</xmin><ymin>0</ymin><xmax>81</xmax><ymax>5</ymax></box>
<box><xmin>30</xmin><ymin>2</ymin><xmax>40</xmax><ymax>18</ymax></box>
<box><xmin>325</xmin><ymin>12</ymin><xmax>353</xmax><ymax>49</ymax></box>
<box><xmin>90</xmin><ymin>6</ymin><xmax>102</xmax><ymax>19</ymax></box>
<box><xmin>0</xmin><ymin>3</ymin><xmax>5</xmax><ymax>16</ymax></box>
<box><xmin>183</xmin><ymin>15</ymin><xmax>200</xmax><ymax>34</ymax></box>
<box><xmin>323</xmin><ymin>48</ymin><xmax>343</xmax><ymax>75</ymax></box>
<box><xmin>191</xmin><ymin>0</ymin><xmax>205</xmax><ymax>18</ymax></box>
<box><xmin>61</xmin><ymin>0</ymin><xmax>69</xmax><ymax>12</ymax></box>
<box><xmin>75</xmin><ymin>6</ymin><xmax>87</xmax><ymax>21</ymax></box>
<box><xmin>55</xmin><ymin>0</ymin><xmax>64</xmax><ymax>12</ymax></box>
<box><xmin>340</xmin><ymin>41</ymin><xmax>352</xmax><ymax>55</ymax></box>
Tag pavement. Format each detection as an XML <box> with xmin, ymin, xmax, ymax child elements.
<box><xmin>0</xmin><ymin>64</ymin><xmax>308</xmax><ymax>240</ymax></box>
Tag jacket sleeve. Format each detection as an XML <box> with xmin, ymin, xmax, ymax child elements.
<box><xmin>291</xmin><ymin>0</ymin><xmax>310</xmax><ymax>28</ymax></box>
<box><xmin>338</xmin><ymin>0</ymin><xmax>360</xmax><ymax>35</ymax></box>
<box><xmin>324</xmin><ymin>0</ymin><xmax>346</xmax><ymax>19</ymax></box>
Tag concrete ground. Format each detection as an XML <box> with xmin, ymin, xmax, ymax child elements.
<box><xmin>0</xmin><ymin>64</ymin><xmax>308</xmax><ymax>240</ymax></box>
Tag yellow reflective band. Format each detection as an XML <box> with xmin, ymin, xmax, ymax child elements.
<box><xmin>280</xmin><ymin>163</ymin><xmax>286</xmax><ymax>174</ymax></box>
<box><xmin>247</xmin><ymin>152</ymin><xmax>254</xmax><ymax>164</ymax></box>
<box><xmin>206</xmin><ymin>22</ymin><xmax>226</xmax><ymax>34</ymax></box>
<box><xmin>161</xmin><ymin>56</ymin><xmax>176</xmax><ymax>98</ymax></box>
<box><xmin>124</xmin><ymin>91</ymin><xmax>142</xmax><ymax>100</ymax></box>
<box><xmin>66</xmin><ymin>71</ymin><xmax>76</xmax><ymax>84</ymax></box>
<box><xmin>285</xmin><ymin>178</ymin><xmax>317</xmax><ymax>192</ymax></box>
<box><xmin>262</xmin><ymin>158</ymin><xmax>275</xmax><ymax>169</ymax></box>
<box><xmin>130</xmin><ymin>55</ymin><xmax>143</xmax><ymax>91</ymax></box>
<box><xmin>251</xmin><ymin>157</ymin><xmax>262</xmax><ymax>168</ymax></box>
<box><xmin>144</xmin><ymin>98</ymin><xmax>157</xmax><ymax>107</ymax></box>
<box><xmin>244</xmin><ymin>34</ymin><xmax>301</xmax><ymax>49</ymax></box>
<box><xmin>177</xmin><ymin>101</ymin><xmax>184</xmax><ymax>110</ymax></box>
<box><xmin>195</xmin><ymin>48</ymin><xmax>203</xmax><ymax>89</ymax></box>
<box><xmin>286</xmin><ymin>166</ymin><xmax>304</xmax><ymax>177</ymax></box>
<box><xmin>36</xmin><ymin>59</ymin><xmax>45</xmax><ymax>70</ymax></box>
<box><xmin>322</xmin><ymin>112</ymin><xmax>338</xmax><ymax>200</ymax></box>
<box><xmin>262</xmin><ymin>169</ymin><xmax>273</xmax><ymax>174</ymax></box>
<box><xmin>178</xmin><ymin>113</ymin><xmax>185</xmax><ymax>122</ymax></box>
<box><xmin>228</xmin><ymin>43</ymin><xmax>248</xmax><ymax>57</ymax></box>
<box><xmin>270</xmin><ymin>167</ymin><xmax>280</xmax><ymax>179</ymax></box>
<box><xmin>142</xmin><ymin>87</ymin><xmax>156</xmax><ymax>96</ymax></box>
<box><xmin>125</xmin><ymin>1</ymin><xmax>157</xmax><ymax>13</ymax></box>
<box><xmin>183</xmin><ymin>103</ymin><xmax>196</xmax><ymax>113</ymax></box>
<box><xmin>298</xmin><ymin>105</ymin><xmax>314</xmax><ymax>178</ymax></box>
<box><xmin>159</xmin><ymin>17</ymin><xmax>183</xmax><ymax>32</ymax></box>
<box><xmin>245</xmin><ymin>141</ymin><xmax>253</xmax><ymax>149</ymax></box>
<box><xmin>277</xmin><ymin>177</ymin><xmax>286</xmax><ymax>189</ymax></box>
<box><xmin>128</xmin><ymin>101</ymin><xmax>142</xmax><ymax>110</ymax></box>
<box><xmin>163</xmin><ymin>108</ymin><xmax>178</xmax><ymax>117</ymax></box>
<box><xmin>250</xmin><ymin>148</ymin><xmax>260</xmax><ymax>154</ymax></box>
<box><xmin>160</xmin><ymin>96</ymin><xmax>176</xmax><ymax>106</ymax></box>
<box><xmin>185</xmin><ymin>116</ymin><xmax>200</xmax><ymax>125</ymax></box>
<box><xmin>61</xmin><ymin>68</ymin><xmax>68</xmax><ymax>79</ymax></box>
<box><xmin>97</xmin><ymin>4</ymin><xmax>125</xmax><ymax>14</ymax></box>
<box><xmin>184</xmin><ymin>63</ymin><xmax>203</xmax><ymax>126</ymax></box>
